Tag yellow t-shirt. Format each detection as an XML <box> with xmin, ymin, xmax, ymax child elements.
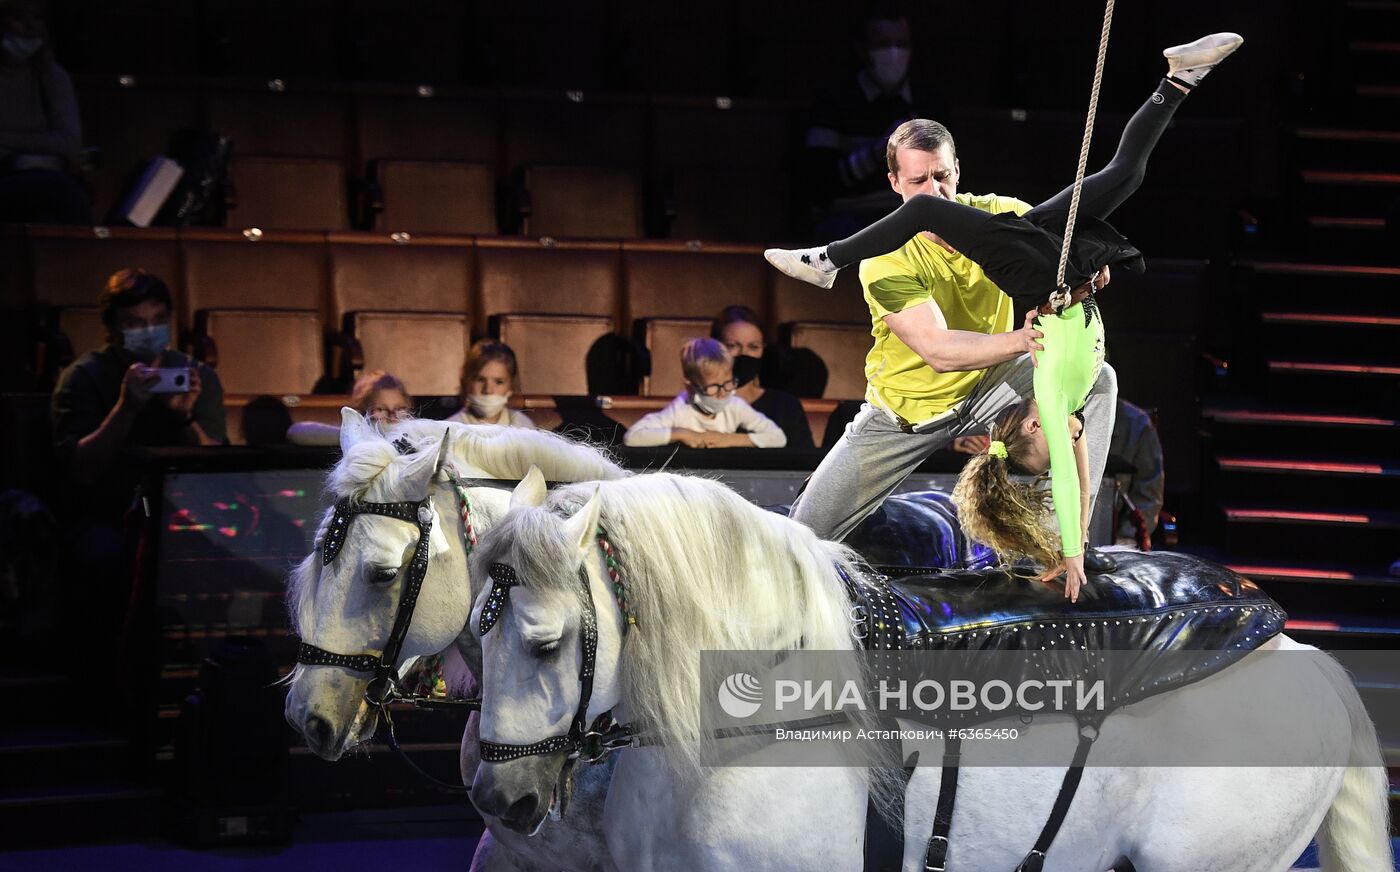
<box><xmin>859</xmin><ymin>192</ymin><xmax>1031</xmax><ymax>426</ymax></box>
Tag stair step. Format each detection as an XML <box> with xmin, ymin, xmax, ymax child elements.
<box><xmin>1225</xmin><ymin>507</ymin><xmax>1400</xmax><ymax>528</ymax></box>
<box><xmin>0</xmin><ymin>725</ymin><xmax>132</xmax><ymax>789</ymax></box>
<box><xmin>1349</xmin><ymin>0</ymin><xmax>1400</xmax><ymax>12</ymax></box>
<box><xmin>1218</xmin><ymin>457</ymin><xmax>1400</xmax><ymax>477</ymax></box>
<box><xmin>1229</xmin><ymin>564</ymin><xmax>1400</xmax><ymax>587</ymax></box>
<box><xmin>1268</xmin><ymin>360</ymin><xmax>1400</xmax><ymax>377</ymax></box>
<box><xmin>1351</xmin><ymin>40</ymin><xmax>1400</xmax><ymax>52</ymax></box>
<box><xmin>1202</xmin><ymin>407</ymin><xmax>1397</xmax><ymax>429</ymax></box>
<box><xmin>1262</xmin><ymin>311</ymin><xmax>1400</xmax><ymax>327</ymax></box>
<box><xmin>1296</xmin><ymin>128</ymin><xmax>1400</xmax><ymax>143</ymax></box>
<box><xmin>1357</xmin><ymin>83</ymin><xmax>1400</xmax><ymax>97</ymax></box>
<box><xmin>1306</xmin><ymin>215</ymin><xmax>1387</xmax><ymax>230</ymax></box>
<box><xmin>0</xmin><ymin>781</ymin><xmax>161</xmax><ymax>849</ymax></box>
<box><xmin>1241</xmin><ymin>261</ymin><xmax>1400</xmax><ymax>306</ymax></box>
<box><xmin>1303</xmin><ymin>169</ymin><xmax>1400</xmax><ymax>186</ymax></box>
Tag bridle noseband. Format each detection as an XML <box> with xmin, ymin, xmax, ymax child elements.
<box><xmin>478</xmin><ymin>561</ymin><xmax>622</xmax><ymax>765</ymax></box>
<box><xmin>296</xmin><ymin>494</ymin><xmax>457</xmax><ymax>706</ymax></box>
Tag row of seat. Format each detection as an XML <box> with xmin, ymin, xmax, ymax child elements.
<box><xmin>7</xmin><ymin>226</ymin><xmax>873</xmax><ymax>399</ymax></box>
<box><xmin>77</xmin><ymin>76</ymin><xmax>796</xmax><ymax>237</ymax></box>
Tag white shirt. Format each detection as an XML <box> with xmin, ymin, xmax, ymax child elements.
<box><xmin>623</xmin><ymin>392</ymin><xmax>787</xmax><ymax>448</ymax></box>
<box><xmin>447</xmin><ymin>407</ymin><xmax>537</xmax><ymax>429</ymax></box>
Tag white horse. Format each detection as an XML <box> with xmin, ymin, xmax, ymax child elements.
<box><xmin>283</xmin><ymin>410</ymin><xmax>626</xmax><ymax>872</ymax></box>
<box><xmin>469</xmin><ymin>469</ymin><xmax>1394</xmax><ymax>872</ymax></box>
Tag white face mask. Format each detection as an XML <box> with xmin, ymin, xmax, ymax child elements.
<box><xmin>3</xmin><ymin>35</ymin><xmax>43</xmax><ymax>62</ymax></box>
<box><xmin>468</xmin><ymin>392</ymin><xmax>510</xmax><ymax>419</ymax></box>
<box><xmin>868</xmin><ymin>46</ymin><xmax>911</xmax><ymax>92</ymax></box>
<box><xmin>691</xmin><ymin>392</ymin><xmax>730</xmax><ymax>417</ymax></box>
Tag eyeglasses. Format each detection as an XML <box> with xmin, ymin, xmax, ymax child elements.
<box><xmin>368</xmin><ymin>406</ymin><xmax>410</xmax><ymax>422</ymax></box>
<box><xmin>694</xmin><ymin>378</ymin><xmax>738</xmax><ymax>397</ymax></box>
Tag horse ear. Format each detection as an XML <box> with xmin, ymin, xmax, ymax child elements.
<box><xmin>510</xmin><ymin>466</ymin><xmax>547</xmax><ymax>510</ymax></box>
<box><xmin>340</xmin><ymin>407</ymin><xmax>378</xmax><ymax>453</ymax></box>
<box><xmin>561</xmin><ymin>486</ymin><xmax>602</xmax><ymax>554</ymax></box>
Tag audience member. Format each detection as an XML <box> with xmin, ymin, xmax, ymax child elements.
<box><xmin>285</xmin><ymin>370</ymin><xmax>413</xmax><ymax>446</ymax></box>
<box><xmin>711</xmin><ymin>304</ymin><xmax>815</xmax><ymax>450</ymax></box>
<box><xmin>0</xmin><ymin>0</ymin><xmax>90</xmax><ymax>224</ymax></box>
<box><xmin>52</xmin><ymin>268</ymin><xmax>226</xmax><ymax>510</ymax></box>
<box><xmin>448</xmin><ymin>339</ymin><xmax>536</xmax><ymax>429</ymax></box>
<box><xmin>624</xmin><ymin>338</ymin><xmax>785</xmax><ymax>448</ymax></box>
<box><xmin>1109</xmin><ymin>398</ymin><xmax>1165</xmax><ymax>546</ymax></box>
<box><xmin>802</xmin><ymin>3</ymin><xmax>950</xmax><ymax>238</ymax></box>
<box><xmin>49</xmin><ymin>267</ymin><xmax>224</xmax><ymax>683</ymax></box>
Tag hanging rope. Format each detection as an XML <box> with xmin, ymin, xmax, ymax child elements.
<box><xmin>1050</xmin><ymin>0</ymin><xmax>1116</xmax><ymax>310</ymax></box>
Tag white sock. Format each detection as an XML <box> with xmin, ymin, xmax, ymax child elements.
<box><xmin>797</xmin><ymin>246</ymin><xmax>838</xmax><ymax>273</ymax></box>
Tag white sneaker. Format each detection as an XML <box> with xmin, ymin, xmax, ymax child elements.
<box><xmin>1164</xmin><ymin>32</ymin><xmax>1243</xmax><ymax>88</ymax></box>
<box><xmin>764</xmin><ymin>247</ymin><xmax>839</xmax><ymax>289</ymax></box>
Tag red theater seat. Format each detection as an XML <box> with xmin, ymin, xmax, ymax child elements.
<box><xmin>781</xmin><ymin>321</ymin><xmax>871</xmax><ymax>400</ymax></box>
<box><xmin>769</xmin><ymin>267</ymin><xmax>870</xmax><ymax>327</ymax></box>
<box><xmin>225</xmin><ymin>156</ymin><xmax>349</xmax><ymax>231</ymax></box>
<box><xmin>521</xmin><ymin>165</ymin><xmax>643</xmax><ymax>239</ymax></box>
<box><xmin>26</xmin><ymin>227</ymin><xmax>183</xmax><ymax>312</ymax></box>
<box><xmin>622</xmin><ymin>242</ymin><xmax>767</xmax><ymax>334</ymax></box>
<box><xmin>491</xmin><ymin>314</ymin><xmax>615</xmax><ymax>396</ymax></box>
<box><xmin>371</xmin><ymin>160</ymin><xmax>496</xmax><ymax>234</ymax></box>
<box><xmin>354</xmin><ymin>88</ymin><xmax>497</xmax><ymax>165</ymax></box>
<box><xmin>196</xmin><ymin>309</ymin><xmax>323</xmax><ymax>395</ymax></box>
<box><xmin>634</xmin><ymin>317</ymin><xmax>711</xmax><ymax>397</ymax></box>
<box><xmin>501</xmin><ymin>92</ymin><xmax>647</xmax><ymax>170</ymax></box>
<box><xmin>206</xmin><ymin>83</ymin><xmax>352</xmax><ymax>160</ymax></box>
<box><xmin>474</xmin><ymin>238</ymin><xmax>620</xmax><ymax>336</ymax></box>
<box><xmin>181</xmin><ymin>231</ymin><xmax>329</xmax><ymax>337</ymax></box>
<box><xmin>352</xmin><ymin>312</ymin><xmax>470</xmax><ymax>397</ymax></box>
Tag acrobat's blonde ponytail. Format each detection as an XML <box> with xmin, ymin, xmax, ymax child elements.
<box><xmin>950</xmin><ymin>401</ymin><xmax>1062</xmax><ymax>567</ymax></box>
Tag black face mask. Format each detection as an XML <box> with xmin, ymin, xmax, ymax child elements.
<box><xmin>732</xmin><ymin>354</ymin><xmax>762</xmax><ymax>388</ymax></box>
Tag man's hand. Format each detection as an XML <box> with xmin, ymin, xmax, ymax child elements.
<box><xmin>951</xmin><ymin>435</ymin><xmax>990</xmax><ymax>455</ymax></box>
<box><xmin>1040</xmin><ymin>553</ymin><xmax>1088</xmax><ymax>603</ymax></box>
<box><xmin>1016</xmin><ymin>309</ymin><xmax>1046</xmax><ymax>366</ymax></box>
<box><xmin>119</xmin><ymin>363</ymin><xmax>159</xmax><ymax>410</ymax></box>
<box><xmin>162</xmin><ymin>367</ymin><xmax>202</xmax><ymax>420</ymax></box>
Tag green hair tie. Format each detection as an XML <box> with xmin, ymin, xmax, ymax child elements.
<box><xmin>988</xmin><ymin>440</ymin><xmax>1008</xmax><ymax>460</ymax></box>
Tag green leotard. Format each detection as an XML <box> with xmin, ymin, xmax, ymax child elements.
<box><xmin>1030</xmin><ymin>300</ymin><xmax>1105</xmax><ymax>559</ymax></box>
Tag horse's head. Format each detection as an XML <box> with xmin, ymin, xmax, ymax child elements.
<box><xmin>467</xmin><ymin>468</ymin><xmax>627</xmax><ymax>836</ymax></box>
<box><xmin>284</xmin><ymin>409</ymin><xmax>477</xmax><ymax>760</ymax></box>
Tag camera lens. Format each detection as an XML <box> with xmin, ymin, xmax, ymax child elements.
<box><xmin>175</xmin><ymin>374</ymin><xmax>186</xmax><ymax>387</ymax></box>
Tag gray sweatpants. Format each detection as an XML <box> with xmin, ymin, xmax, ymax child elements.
<box><xmin>791</xmin><ymin>356</ymin><xmax>1119</xmax><ymax>543</ymax></box>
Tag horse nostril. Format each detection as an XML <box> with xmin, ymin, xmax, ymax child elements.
<box><xmin>504</xmin><ymin>792</ymin><xmax>539</xmax><ymax>827</ymax></box>
<box><xmin>305</xmin><ymin>714</ymin><xmax>333</xmax><ymax>750</ymax></box>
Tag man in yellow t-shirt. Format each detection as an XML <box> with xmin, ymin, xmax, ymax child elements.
<box><xmin>790</xmin><ymin>119</ymin><xmax>1118</xmax><ymax>542</ymax></box>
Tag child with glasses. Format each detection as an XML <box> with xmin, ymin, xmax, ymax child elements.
<box><xmin>623</xmin><ymin>338</ymin><xmax>786</xmax><ymax>449</ymax></box>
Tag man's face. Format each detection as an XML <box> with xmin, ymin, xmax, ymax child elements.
<box><xmin>888</xmin><ymin>144</ymin><xmax>959</xmax><ymax>202</ymax></box>
<box><xmin>889</xmin><ymin>144</ymin><xmax>961</xmax><ymax>249</ymax></box>
<box><xmin>112</xmin><ymin>298</ymin><xmax>171</xmax><ymax>359</ymax></box>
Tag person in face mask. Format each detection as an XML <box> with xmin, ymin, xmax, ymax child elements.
<box><xmin>710</xmin><ymin>305</ymin><xmax>815</xmax><ymax>451</ymax></box>
<box><xmin>0</xmin><ymin>0</ymin><xmax>91</xmax><ymax>224</ymax></box>
<box><xmin>623</xmin><ymin>339</ymin><xmax>785</xmax><ymax>449</ymax></box>
<box><xmin>448</xmin><ymin>340</ymin><xmax>536</xmax><ymax>429</ymax></box>
<box><xmin>51</xmin><ymin>268</ymin><xmax>227</xmax><ymax>508</ymax></box>
<box><xmin>801</xmin><ymin>5</ymin><xmax>950</xmax><ymax>238</ymax></box>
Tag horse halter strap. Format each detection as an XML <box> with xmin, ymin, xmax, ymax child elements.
<box><xmin>477</xmin><ymin>561</ymin><xmax>605</xmax><ymax>763</ymax></box>
<box><xmin>295</xmin><ymin>495</ymin><xmax>435</xmax><ymax>706</ymax></box>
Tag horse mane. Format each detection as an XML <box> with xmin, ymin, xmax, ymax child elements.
<box><xmin>473</xmin><ymin>472</ymin><xmax>877</xmax><ymax>781</ymax></box>
<box><xmin>393</xmin><ymin>419</ymin><xmax>627</xmax><ymax>484</ymax></box>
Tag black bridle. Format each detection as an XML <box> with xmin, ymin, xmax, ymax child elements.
<box><xmin>476</xmin><ymin>561</ymin><xmax>630</xmax><ymax>765</ymax></box>
<box><xmin>295</xmin><ymin>490</ymin><xmax>481</xmax><ymax>791</ymax></box>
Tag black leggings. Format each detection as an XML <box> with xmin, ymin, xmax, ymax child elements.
<box><xmin>826</xmin><ymin>80</ymin><xmax>1187</xmax><ymax>270</ymax></box>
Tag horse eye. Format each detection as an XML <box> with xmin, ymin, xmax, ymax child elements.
<box><xmin>371</xmin><ymin>567</ymin><xmax>398</xmax><ymax>585</ymax></box>
<box><xmin>531</xmin><ymin>641</ymin><xmax>560</xmax><ymax>659</ymax></box>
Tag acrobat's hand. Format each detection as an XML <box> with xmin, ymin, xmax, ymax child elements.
<box><xmin>1039</xmin><ymin>553</ymin><xmax>1087</xmax><ymax>603</ymax></box>
<box><xmin>1019</xmin><ymin>309</ymin><xmax>1046</xmax><ymax>366</ymax></box>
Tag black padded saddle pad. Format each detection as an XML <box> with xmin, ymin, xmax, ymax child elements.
<box><xmin>861</xmin><ymin>551</ymin><xmax>1287</xmax><ymax>724</ymax></box>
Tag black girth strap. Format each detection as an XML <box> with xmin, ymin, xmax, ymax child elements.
<box><xmin>1015</xmin><ymin>724</ymin><xmax>1100</xmax><ymax>872</ymax></box>
<box><xmin>924</xmin><ymin>733</ymin><xmax>962</xmax><ymax>872</ymax></box>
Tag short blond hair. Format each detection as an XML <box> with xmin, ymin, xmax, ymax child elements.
<box><xmin>886</xmin><ymin>119</ymin><xmax>956</xmax><ymax>175</ymax></box>
<box><xmin>680</xmin><ymin>337</ymin><xmax>730</xmax><ymax>384</ymax></box>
